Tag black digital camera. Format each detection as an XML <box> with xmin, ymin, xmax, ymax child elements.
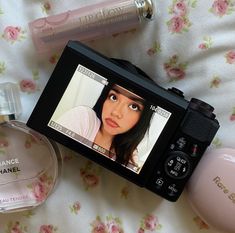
<box><xmin>27</xmin><ymin>41</ymin><xmax>220</xmax><ymax>201</ymax></box>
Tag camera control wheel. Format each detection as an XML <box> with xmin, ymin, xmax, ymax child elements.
<box><xmin>164</xmin><ymin>151</ymin><xmax>191</xmax><ymax>179</ymax></box>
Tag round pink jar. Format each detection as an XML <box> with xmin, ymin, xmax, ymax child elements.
<box><xmin>186</xmin><ymin>148</ymin><xmax>235</xmax><ymax>233</ymax></box>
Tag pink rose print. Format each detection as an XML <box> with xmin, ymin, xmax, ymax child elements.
<box><xmin>106</xmin><ymin>217</ymin><xmax>123</xmax><ymax>233</ymax></box>
<box><xmin>2</xmin><ymin>26</ymin><xmax>25</xmax><ymax>43</ymax></box>
<box><xmin>80</xmin><ymin>161</ymin><xmax>101</xmax><ymax>190</ymax></box>
<box><xmin>24</xmin><ymin>134</ymin><xmax>38</xmax><ymax>148</ymax></box>
<box><xmin>91</xmin><ymin>216</ymin><xmax>124</xmax><ymax>233</ymax></box>
<box><xmin>32</xmin><ymin>181</ymin><xmax>48</xmax><ymax>202</ymax></box>
<box><xmin>230</xmin><ymin>107</ymin><xmax>235</xmax><ymax>121</ymax></box>
<box><xmin>90</xmin><ymin>217</ymin><xmax>107</xmax><ymax>233</ymax></box>
<box><xmin>137</xmin><ymin>228</ymin><xmax>145</xmax><ymax>233</ymax></box>
<box><xmin>164</xmin><ymin>55</ymin><xmax>188</xmax><ymax>81</ymax></box>
<box><xmin>212</xmin><ymin>137</ymin><xmax>222</xmax><ymax>148</ymax></box>
<box><xmin>198</xmin><ymin>44</ymin><xmax>207</xmax><ymax>50</ymax></box>
<box><xmin>167</xmin><ymin>16</ymin><xmax>186</xmax><ymax>33</ymax></box>
<box><xmin>70</xmin><ymin>201</ymin><xmax>81</xmax><ymax>214</ymax></box>
<box><xmin>39</xmin><ymin>173</ymin><xmax>52</xmax><ymax>185</ymax></box>
<box><xmin>167</xmin><ymin>0</ymin><xmax>196</xmax><ymax>33</ymax></box>
<box><xmin>144</xmin><ymin>214</ymin><xmax>158</xmax><ymax>231</ymax></box>
<box><xmin>49</xmin><ymin>54</ymin><xmax>60</xmax><ymax>64</ymax></box>
<box><xmin>0</xmin><ymin>62</ymin><xmax>6</xmax><ymax>75</ymax></box>
<box><xmin>166</xmin><ymin>67</ymin><xmax>185</xmax><ymax>79</ymax></box>
<box><xmin>42</xmin><ymin>1</ymin><xmax>52</xmax><ymax>13</ymax></box>
<box><xmin>19</xmin><ymin>71</ymin><xmax>39</xmax><ymax>94</ymax></box>
<box><xmin>138</xmin><ymin>214</ymin><xmax>162</xmax><ymax>232</ymax></box>
<box><xmin>210</xmin><ymin>0</ymin><xmax>234</xmax><ymax>17</ymax></box>
<box><xmin>198</xmin><ymin>36</ymin><xmax>213</xmax><ymax>50</ymax></box>
<box><xmin>147</xmin><ymin>41</ymin><xmax>161</xmax><ymax>56</ymax></box>
<box><xmin>172</xmin><ymin>1</ymin><xmax>188</xmax><ymax>16</ymax></box>
<box><xmin>120</xmin><ymin>186</ymin><xmax>129</xmax><ymax>198</ymax></box>
<box><xmin>83</xmin><ymin>173</ymin><xmax>99</xmax><ymax>187</ymax></box>
<box><xmin>0</xmin><ymin>138</ymin><xmax>8</xmax><ymax>148</ymax></box>
<box><xmin>19</xmin><ymin>79</ymin><xmax>37</xmax><ymax>93</ymax></box>
<box><xmin>0</xmin><ymin>133</ymin><xmax>9</xmax><ymax>154</ymax></box>
<box><xmin>39</xmin><ymin>224</ymin><xmax>58</xmax><ymax>233</ymax></box>
<box><xmin>5</xmin><ymin>221</ymin><xmax>27</xmax><ymax>233</ymax></box>
<box><xmin>63</xmin><ymin>153</ymin><xmax>73</xmax><ymax>162</ymax></box>
<box><xmin>193</xmin><ymin>216</ymin><xmax>210</xmax><ymax>230</ymax></box>
<box><xmin>210</xmin><ymin>76</ymin><xmax>221</xmax><ymax>88</ymax></box>
<box><xmin>28</xmin><ymin>174</ymin><xmax>53</xmax><ymax>202</ymax></box>
<box><xmin>225</xmin><ymin>50</ymin><xmax>235</xmax><ymax>64</ymax></box>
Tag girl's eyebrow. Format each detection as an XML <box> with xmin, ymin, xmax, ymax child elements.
<box><xmin>111</xmin><ymin>87</ymin><xmax>145</xmax><ymax>105</ymax></box>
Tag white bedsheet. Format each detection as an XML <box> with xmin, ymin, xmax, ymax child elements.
<box><xmin>1</xmin><ymin>0</ymin><xmax>235</xmax><ymax>232</ymax></box>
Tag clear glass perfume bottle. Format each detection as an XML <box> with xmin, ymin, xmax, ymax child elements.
<box><xmin>0</xmin><ymin>82</ymin><xmax>62</xmax><ymax>212</ymax></box>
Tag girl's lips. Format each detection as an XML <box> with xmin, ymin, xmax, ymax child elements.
<box><xmin>105</xmin><ymin>118</ymin><xmax>119</xmax><ymax>128</ymax></box>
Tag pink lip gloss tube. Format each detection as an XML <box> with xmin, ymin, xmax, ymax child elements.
<box><xmin>28</xmin><ymin>0</ymin><xmax>154</xmax><ymax>54</ymax></box>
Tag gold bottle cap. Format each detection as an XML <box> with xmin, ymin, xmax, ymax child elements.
<box><xmin>135</xmin><ymin>0</ymin><xmax>155</xmax><ymax>21</ymax></box>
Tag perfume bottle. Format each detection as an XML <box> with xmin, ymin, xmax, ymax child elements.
<box><xmin>0</xmin><ymin>82</ymin><xmax>62</xmax><ymax>213</ymax></box>
<box><xmin>29</xmin><ymin>0</ymin><xmax>155</xmax><ymax>53</ymax></box>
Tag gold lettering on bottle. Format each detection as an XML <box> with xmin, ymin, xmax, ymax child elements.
<box><xmin>213</xmin><ymin>176</ymin><xmax>235</xmax><ymax>205</ymax></box>
<box><xmin>228</xmin><ymin>193</ymin><xmax>235</xmax><ymax>204</ymax></box>
<box><xmin>213</xmin><ymin>176</ymin><xmax>229</xmax><ymax>193</ymax></box>
<box><xmin>77</xmin><ymin>6</ymin><xmax>129</xmax><ymax>29</ymax></box>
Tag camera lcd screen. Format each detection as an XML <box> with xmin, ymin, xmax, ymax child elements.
<box><xmin>48</xmin><ymin>64</ymin><xmax>172</xmax><ymax>174</ymax></box>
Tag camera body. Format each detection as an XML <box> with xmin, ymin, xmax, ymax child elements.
<box><xmin>27</xmin><ymin>41</ymin><xmax>219</xmax><ymax>201</ymax></box>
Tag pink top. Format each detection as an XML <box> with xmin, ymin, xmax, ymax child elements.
<box><xmin>56</xmin><ymin>105</ymin><xmax>101</xmax><ymax>142</ymax></box>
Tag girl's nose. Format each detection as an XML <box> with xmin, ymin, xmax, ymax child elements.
<box><xmin>111</xmin><ymin>103</ymin><xmax>124</xmax><ymax>118</ymax></box>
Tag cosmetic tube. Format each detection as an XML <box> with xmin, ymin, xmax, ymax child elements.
<box><xmin>0</xmin><ymin>83</ymin><xmax>62</xmax><ymax>212</ymax></box>
<box><xmin>29</xmin><ymin>0</ymin><xmax>155</xmax><ymax>54</ymax></box>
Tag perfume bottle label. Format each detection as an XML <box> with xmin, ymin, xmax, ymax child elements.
<box><xmin>0</xmin><ymin>194</ymin><xmax>29</xmax><ymax>204</ymax></box>
<box><xmin>0</xmin><ymin>166</ymin><xmax>21</xmax><ymax>174</ymax></box>
<box><xmin>0</xmin><ymin>158</ymin><xmax>19</xmax><ymax>166</ymax></box>
<box><xmin>0</xmin><ymin>158</ymin><xmax>21</xmax><ymax>174</ymax></box>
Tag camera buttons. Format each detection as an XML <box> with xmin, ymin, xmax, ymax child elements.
<box><xmin>167</xmin><ymin>183</ymin><xmax>180</xmax><ymax>197</ymax></box>
<box><xmin>170</xmin><ymin>136</ymin><xmax>187</xmax><ymax>151</ymax></box>
<box><xmin>168</xmin><ymin>87</ymin><xmax>184</xmax><ymax>98</ymax></box>
<box><xmin>164</xmin><ymin>151</ymin><xmax>191</xmax><ymax>179</ymax></box>
<box><xmin>176</xmin><ymin>137</ymin><xmax>187</xmax><ymax>149</ymax></box>
<box><xmin>190</xmin><ymin>144</ymin><xmax>199</xmax><ymax>157</ymax></box>
<box><xmin>155</xmin><ymin>177</ymin><xmax>164</xmax><ymax>188</ymax></box>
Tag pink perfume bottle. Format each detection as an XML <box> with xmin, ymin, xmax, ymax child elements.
<box><xmin>29</xmin><ymin>0</ymin><xmax>154</xmax><ymax>53</ymax></box>
<box><xmin>0</xmin><ymin>82</ymin><xmax>62</xmax><ymax>212</ymax></box>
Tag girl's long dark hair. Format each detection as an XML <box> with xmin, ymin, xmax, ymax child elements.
<box><xmin>93</xmin><ymin>59</ymin><xmax>154</xmax><ymax>165</ymax></box>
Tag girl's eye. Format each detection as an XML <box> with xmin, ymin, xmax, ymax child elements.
<box><xmin>129</xmin><ymin>104</ymin><xmax>141</xmax><ymax>111</ymax></box>
<box><xmin>109</xmin><ymin>94</ymin><xmax>117</xmax><ymax>101</ymax></box>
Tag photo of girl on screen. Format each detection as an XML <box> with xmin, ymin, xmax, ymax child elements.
<box><xmin>49</xmin><ymin>59</ymin><xmax>171</xmax><ymax>173</ymax></box>
<box><xmin>56</xmin><ymin>82</ymin><xmax>154</xmax><ymax>172</ymax></box>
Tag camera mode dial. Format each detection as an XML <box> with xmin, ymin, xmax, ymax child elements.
<box><xmin>189</xmin><ymin>98</ymin><xmax>215</xmax><ymax>119</ymax></box>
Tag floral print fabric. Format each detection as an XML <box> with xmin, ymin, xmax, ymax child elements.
<box><xmin>0</xmin><ymin>0</ymin><xmax>234</xmax><ymax>232</ymax></box>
